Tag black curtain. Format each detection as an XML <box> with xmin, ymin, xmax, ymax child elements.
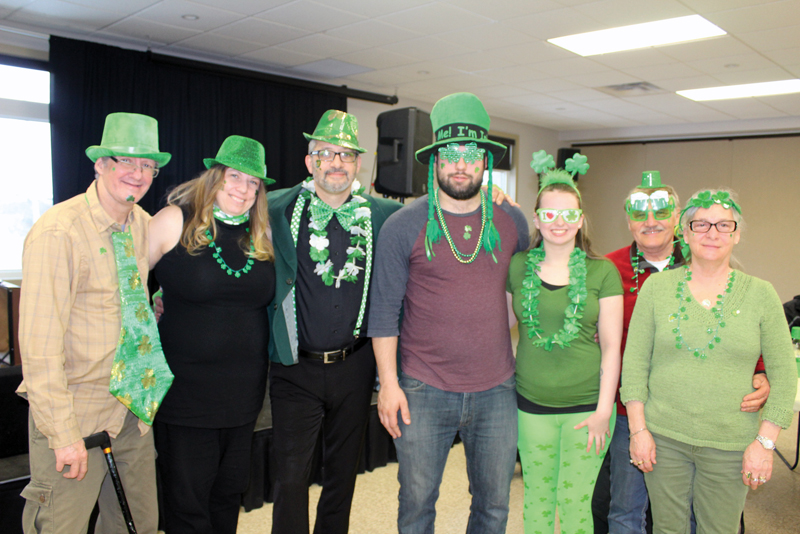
<box><xmin>49</xmin><ymin>36</ymin><xmax>346</xmax><ymax>214</ymax></box>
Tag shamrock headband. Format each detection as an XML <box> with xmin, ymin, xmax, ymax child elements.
<box><xmin>530</xmin><ymin>150</ymin><xmax>589</xmax><ymax>196</ymax></box>
<box><xmin>679</xmin><ymin>190</ymin><xmax>742</xmax><ymax>221</ymax></box>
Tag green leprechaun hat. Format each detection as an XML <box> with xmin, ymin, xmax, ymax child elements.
<box><xmin>640</xmin><ymin>170</ymin><xmax>662</xmax><ymax>188</ymax></box>
<box><xmin>417</xmin><ymin>92</ymin><xmax>506</xmax><ymax>263</ymax></box>
<box><xmin>204</xmin><ymin>135</ymin><xmax>275</xmax><ymax>184</ymax></box>
<box><xmin>86</xmin><ymin>112</ymin><xmax>171</xmax><ymax>166</ymax></box>
<box><xmin>303</xmin><ymin>110</ymin><xmax>367</xmax><ymax>153</ymax></box>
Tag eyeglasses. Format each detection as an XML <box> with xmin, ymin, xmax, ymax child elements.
<box><xmin>110</xmin><ymin>156</ymin><xmax>159</xmax><ymax>178</ymax></box>
<box><xmin>310</xmin><ymin>149</ymin><xmax>358</xmax><ymax>163</ymax></box>
<box><xmin>536</xmin><ymin>208</ymin><xmax>583</xmax><ymax>224</ymax></box>
<box><xmin>626</xmin><ymin>191</ymin><xmax>674</xmax><ymax>221</ymax></box>
<box><xmin>688</xmin><ymin>220</ymin><xmax>737</xmax><ymax>233</ymax></box>
<box><xmin>438</xmin><ymin>142</ymin><xmax>486</xmax><ymax>164</ymax></box>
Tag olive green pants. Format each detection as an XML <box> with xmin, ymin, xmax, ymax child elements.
<box><xmin>645</xmin><ymin>433</ymin><xmax>748</xmax><ymax>534</ymax></box>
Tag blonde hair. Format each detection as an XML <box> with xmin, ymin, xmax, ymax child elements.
<box><xmin>167</xmin><ymin>165</ymin><xmax>274</xmax><ymax>262</ymax></box>
<box><xmin>529</xmin><ymin>182</ymin><xmax>601</xmax><ymax>259</ymax></box>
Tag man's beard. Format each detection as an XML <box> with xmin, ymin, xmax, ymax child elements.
<box><xmin>436</xmin><ymin>171</ymin><xmax>482</xmax><ymax>201</ymax></box>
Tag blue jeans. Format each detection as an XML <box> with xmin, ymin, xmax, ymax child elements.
<box><xmin>394</xmin><ymin>373</ymin><xmax>518</xmax><ymax>534</ymax></box>
<box><xmin>608</xmin><ymin>414</ymin><xmax>649</xmax><ymax>534</ymax></box>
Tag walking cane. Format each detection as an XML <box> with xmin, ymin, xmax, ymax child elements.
<box><xmin>83</xmin><ymin>431</ymin><xmax>138</xmax><ymax>534</ymax></box>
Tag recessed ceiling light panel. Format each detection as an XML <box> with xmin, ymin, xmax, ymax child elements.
<box><xmin>677</xmin><ymin>80</ymin><xmax>800</xmax><ymax>101</ymax></box>
<box><xmin>548</xmin><ymin>15</ymin><xmax>726</xmax><ymax>56</ymax></box>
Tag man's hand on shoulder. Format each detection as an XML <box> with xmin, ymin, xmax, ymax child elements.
<box><xmin>55</xmin><ymin>439</ymin><xmax>89</xmax><ymax>480</ymax></box>
<box><xmin>377</xmin><ymin>380</ymin><xmax>410</xmax><ymax>439</ymax></box>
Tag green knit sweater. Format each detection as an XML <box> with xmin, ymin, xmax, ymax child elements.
<box><xmin>620</xmin><ymin>268</ymin><xmax>797</xmax><ymax>451</ymax></box>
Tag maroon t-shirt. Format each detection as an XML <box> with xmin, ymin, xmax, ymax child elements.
<box><xmin>368</xmin><ymin>195</ymin><xmax>529</xmax><ymax>393</ymax></box>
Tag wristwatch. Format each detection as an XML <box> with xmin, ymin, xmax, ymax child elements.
<box><xmin>755</xmin><ymin>434</ymin><xmax>776</xmax><ymax>450</ymax></box>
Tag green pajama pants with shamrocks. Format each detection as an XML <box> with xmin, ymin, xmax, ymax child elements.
<box><xmin>518</xmin><ymin>407</ymin><xmax>615</xmax><ymax>534</ymax></box>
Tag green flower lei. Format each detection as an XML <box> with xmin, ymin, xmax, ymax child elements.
<box><xmin>520</xmin><ymin>245</ymin><xmax>588</xmax><ymax>351</ymax></box>
<box><xmin>630</xmin><ymin>245</ymin><xmax>675</xmax><ymax>294</ymax></box>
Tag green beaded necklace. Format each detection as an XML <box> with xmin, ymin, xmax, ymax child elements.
<box><xmin>205</xmin><ymin>227</ymin><xmax>255</xmax><ymax>278</ymax></box>
<box><xmin>630</xmin><ymin>246</ymin><xmax>675</xmax><ymax>294</ymax></box>
<box><xmin>669</xmin><ymin>266</ymin><xmax>735</xmax><ymax>359</ymax></box>
<box><xmin>432</xmin><ymin>189</ymin><xmax>487</xmax><ymax>264</ymax></box>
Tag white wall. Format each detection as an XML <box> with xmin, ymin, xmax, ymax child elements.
<box><xmin>347</xmin><ymin>96</ymin><xmax>561</xmax><ymax>219</ymax></box>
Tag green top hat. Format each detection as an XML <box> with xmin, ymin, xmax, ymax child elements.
<box><xmin>204</xmin><ymin>135</ymin><xmax>275</xmax><ymax>184</ymax></box>
<box><xmin>86</xmin><ymin>112</ymin><xmax>171</xmax><ymax>166</ymax></box>
<box><xmin>415</xmin><ymin>92</ymin><xmax>507</xmax><ymax>165</ymax></box>
<box><xmin>303</xmin><ymin>110</ymin><xmax>366</xmax><ymax>153</ymax></box>
<box><xmin>639</xmin><ymin>171</ymin><xmax>662</xmax><ymax>188</ymax></box>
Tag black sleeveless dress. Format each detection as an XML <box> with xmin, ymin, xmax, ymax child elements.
<box><xmin>154</xmin><ymin>215</ymin><xmax>276</xmax><ymax>428</ymax></box>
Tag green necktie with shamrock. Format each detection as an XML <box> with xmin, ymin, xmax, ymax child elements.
<box><xmin>108</xmin><ymin>230</ymin><xmax>173</xmax><ymax>425</ymax></box>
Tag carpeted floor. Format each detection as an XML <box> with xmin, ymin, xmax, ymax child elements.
<box><xmin>236</xmin><ymin>411</ymin><xmax>800</xmax><ymax>534</ymax></box>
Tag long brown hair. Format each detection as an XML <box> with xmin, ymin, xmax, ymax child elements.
<box><xmin>529</xmin><ymin>182</ymin><xmax>601</xmax><ymax>259</ymax></box>
<box><xmin>167</xmin><ymin>164</ymin><xmax>274</xmax><ymax>261</ymax></box>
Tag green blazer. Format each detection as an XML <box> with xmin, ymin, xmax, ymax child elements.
<box><xmin>267</xmin><ymin>182</ymin><xmax>402</xmax><ymax>366</ymax></box>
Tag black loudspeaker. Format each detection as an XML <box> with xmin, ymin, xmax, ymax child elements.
<box><xmin>375</xmin><ymin>107</ymin><xmax>432</xmax><ymax>197</ymax></box>
<box><xmin>556</xmin><ymin>147</ymin><xmax>581</xmax><ymax>169</ymax></box>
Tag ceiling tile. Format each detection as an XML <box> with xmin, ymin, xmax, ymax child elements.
<box><xmin>310</xmin><ymin>0</ymin><xmax>431</xmax><ymax>18</ymax></box>
<box><xmin>490</xmin><ymin>40</ymin><xmax>575</xmax><ymax>66</ymax></box>
<box><xmin>548</xmin><ymin>88</ymin><xmax>615</xmax><ymax>102</ymax></box>
<box><xmin>471</xmin><ymin>84</ymin><xmax>533</xmax><ymax>99</ymax></box>
<box><xmin>679</xmin><ymin>0</ymin><xmax>780</xmax><ymax>13</ymax></box>
<box><xmin>7</xmin><ymin>0</ymin><xmax>123</xmax><ymax>32</ymax></box>
<box><xmin>136</xmin><ymin>0</ymin><xmax>244</xmax><ymax>31</ymax></box>
<box><xmin>618</xmin><ymin>62</ymin><xmax>703</xmax><ymax>82</ymax></box>
<box><xmin>686</xmin><ymin>53</ymin><xmax>777</xmax><ymax>75</ymax></box>
<box><xmin>382</xmin><ymin>36</ymin><xmax>478</xmax><ymax>61</ymax></box>
<box><xmin>574</xmin><ymin>0</ymin><xmax>693</xmax><ymax>27</ymax></box>
<box><xmin>104</xmin><ymin>17</ymin><xmax>201</xmax><ymax>45</ymax></box>
<box><xmin>659</xmin><ymin>35</ymin><xmax>754</xmax><ymax>62</ymax></box>
<box><xmin>440</xmin><ymin>50</ymin><xmax>517</xmax><ymax>73</ymax></box>
<box><xmin>237</xmin><ymin>46</ymin><xmax>321</xmax><ymax>67</ymax></box>
<box><xmin>190</xmin><ymin>0</ymin><xmax>294</xmax><ymax>16</ymax></box>
<box><xmin>66</xmin><ymin>0</ymin><xmax>161</xmax><ymax>12</ymax></box>
<box><xmin>525</xmin><ymin>56</ymin><xmax>609</xmax><ymax>77</ymax></box>
<box><xmin>517</xmin><ymin>78</ymin><xmax>585</xmax><ymax>93</ymax></box>
<box><xmin>589</xmin><ymin>48</ymin><xmax>679</xmax><ymax>69</ymax></box>
<box><xmin>335</xmin><ymin>48</ymin><xmax>416</xmax><ymax>70</ymax></box>
<box><xmin>760</xmin><ymin>93</ymin><xmax>800</xmax><ymax>114</ymax></box>
<box><xmin>377</xmin><ymin>2</ymin><xmax>492</xmax><ymax>36</ymax></box>
<box><xmin>440</xmin><ymin>0</ymin><xmax>562</xmax><ymax>21</ymax></box>
<box><xmin>503</xmin><ymin>93</ymin><xmax>566</xmax><ymax>107</ymax></box>
<box><xmin>210</xmin><ymin>18</ymin><xmax>308</xmax><ymax>46</ymax></box>
<box><xmin>475</xmin><ymin>65</ymin><xmax>551</xmax><ymax>84</ymax></box>
<box><xmin>563</xmin><ymin>70</ymin><xmax>640</xmax><ymax>88</ymax></box>
<box><xmin>174</xmin><ymin>32</ymin><xmax>264</xmax><ymax>56</ymax></box>
<box><xmin>704</xmin><ymin>0</ymin><xmax>800</xmax><ymax>33</ymax></box>
<box><xmin>257</xmin><ymin>0</ymin><xmax>366</xmax><ymax>32</ymax></box>
<box><xmin>653</xmin><ymin>74</ymin><xmax>725</xmax><ymax>91</ymax></box>
<box><xmin>273</xmin><ymin>33</ymin><xmax>363</xmax><ymax>57</ymax></box>
<box><xmin>504</xmin><ymin>7</ymin><xmax>606</xmax><ymax>40</ymax></box>
<box><xmin>700</xmin><ymin>97</ymin><xmax>788</xmax><ymax>119</ymax></box>
<box><xmin>345</xmin><ymin>61</ymin><xmax>460</xmax><ymax>87</ymax></box>
<box><xmin>737</xmin><ymin>23</ymin><xmax>800</xmax><ymax>51</ymax></box>
<box><xmin>437</xmin><ymin>23</ymin><xmax>536</xmax><ymax>51</ymax></box>
<box><xmin>325</xmin><ymin>19</ymin><xmax>421</xmax><ymax>47</ymax></box>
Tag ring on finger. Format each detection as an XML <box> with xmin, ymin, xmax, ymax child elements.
<box><xmin>745</xmin><ymin>472</ymin><xmax>752</xmax><ymax>479</ymax></box>
<box><xmin>758</xmin><ymin>477</ymin><xmax>767</xmax><ymax>483</ymax></box>
<box><xmin>629</xmin><ymin>459</ymin><xmax>635</xmax><ymax>465</ymax></box>
<box><xmin>637</xmin><ymin>461</ymin><xmax>644</xmax><ymax>465</ymax></box>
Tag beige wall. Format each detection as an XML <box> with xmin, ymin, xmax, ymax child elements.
<box><xmin>576</xmin><ymin>137</ymin><xmax>800</xmax><ymax>302</ymax></box>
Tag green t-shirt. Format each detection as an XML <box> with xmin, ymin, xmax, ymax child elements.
<box><xmin>507</xmin><ymin>252</ymin><xmax>623</xmax><ymax>407</ymax></box>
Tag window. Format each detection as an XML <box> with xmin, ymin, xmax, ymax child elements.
<box><xmin>0</xmin><ymin>62</ymin><xmax>51</xmax><ymax>279</ymax></box>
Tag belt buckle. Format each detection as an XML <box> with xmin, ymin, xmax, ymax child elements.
<box><xmin>322</xmin><ymin>349</ymin><xmax>342</xmax><ymax>364</ymax></box>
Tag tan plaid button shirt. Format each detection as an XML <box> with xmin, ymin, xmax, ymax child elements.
<box><xmin>18</xmin><ymin>182</ymin><xmax>152</xmax><ymax>449</ymax></box>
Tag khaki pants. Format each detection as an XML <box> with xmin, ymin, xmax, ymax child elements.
<box><xmin>21</xmin><ymin>410</ymin><xmax>158</xmax><ymax>534</ymax></box>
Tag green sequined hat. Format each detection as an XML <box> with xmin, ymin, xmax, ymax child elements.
<box><xmin>86</xmin><ymin>112</ymin><xmax>171</xmax><ymax>166</ymax></box>
<box><xmin>203</xmin><ymin>135</ymin><xmax>275</xmax><ymax>184</ymax></box>
<box><xmin>303</xmin><ymin>110</ymin><xmax>367</xmax><ymax>153</ymax></box>
<box><xmin>417</xmin><ymin>93</ymin><xmax>505</xmax><ymax>263</ymax></box>
<box><xmin>640</xmin><ymin>170</ymin><xmax>662</xmax><ymax>188</ymax></box>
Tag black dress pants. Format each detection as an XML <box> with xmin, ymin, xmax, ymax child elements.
<box><xmin>154</xmin><ymin>419</ymin><xmax>257</xmax><ymax>534</ymax></box>
<box><xmin>269</xmin><ymin>342</ymin><xmax>376</xmax><ymax>534</ymax></box>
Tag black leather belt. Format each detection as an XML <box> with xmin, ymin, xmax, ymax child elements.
<box><xmin>298</xmin><ymin>337</ymin><xmax>370</xmax><ymax>364</ymax></box>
